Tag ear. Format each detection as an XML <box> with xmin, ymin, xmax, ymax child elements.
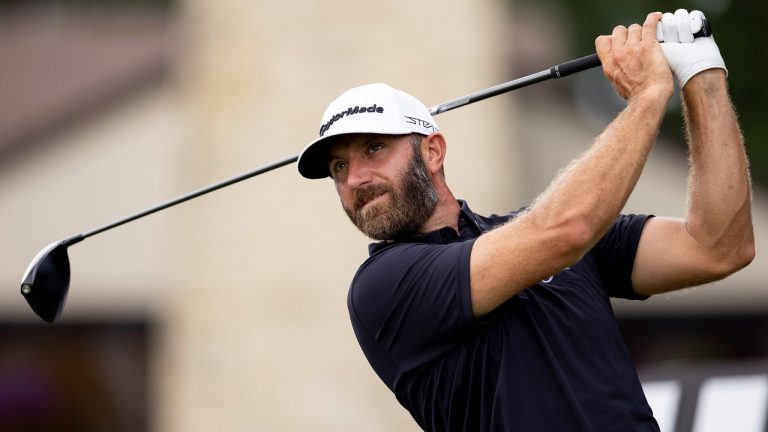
<box><xmin>421</xmin><ymin>132</ymin><xmax>447</xmax><ymax>176</ymax></box>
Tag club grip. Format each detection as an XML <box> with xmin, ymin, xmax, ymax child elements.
<box><xmin>694</xmin><ymin>18</ymin><xmax>712</xmax><ymax>37</ymax></box>
<box><xmin>550</xmin><ymin>18</ymin><xmax>712</xmax><ymax>79</ymax></box>
<box><xmin>550</xmin><ymin>54</ymin><xmax>601</xmax><ymax>78</ymax></box>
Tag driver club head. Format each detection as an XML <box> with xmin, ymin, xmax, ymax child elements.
<box><xmin>20</xmin><ymin>235</ymin><xmax>82</xmax><ymax>323</ymax></box>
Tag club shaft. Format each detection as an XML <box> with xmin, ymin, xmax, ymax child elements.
<box><xmin>77</xmin><ymin>53</ymin><xmax>603</xmax><ymax>240</ymax></box>
<box><xmin>430</xmin><ymin>53</ymin><xmax>601</xmax><ymax>115</ymax></box>
<box><xmin>429</xmin><ymin>70</ymin><xmax>552</xmax><ymax>116</ymax></box>
<box><xmin>81</xmin><ymin>154</ymin><xmax>299</xmax><ymax>239</ymax></box>
<box><xmin>426</xmin><ymin>17</ymin><xmax>713</xmax><ymax>117</ymax></box>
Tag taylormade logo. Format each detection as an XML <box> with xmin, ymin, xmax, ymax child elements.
<box><xmin>319</xmin><ymin>104</ymin><xmax>384</xmax><ymax>136</ymax></box>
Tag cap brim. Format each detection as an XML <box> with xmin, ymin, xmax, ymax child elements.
<box><xmin>298</xmin><ymin>128</ymin><xmax>420</xmax><ymax>179</ymax></box>
<box><xmin>297</xmin><ymin>135</ymin><xmax>337</xmax><ymax>179</ymax></box>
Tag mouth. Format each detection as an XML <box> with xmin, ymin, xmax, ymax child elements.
<box><xmin>350</xmin><ymin>183</ymin><xmax>393</xmax><ymax>216</ymax></box>
<box><xmin>359</xmin><ymin>191</ymin><xmax>387</xmax><ymax>211</ymax></box>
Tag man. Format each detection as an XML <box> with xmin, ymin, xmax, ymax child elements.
<box><xmin>298</xmin><ymin>10</ymin><xmax>754</xmax><ymax>431</ymax></box>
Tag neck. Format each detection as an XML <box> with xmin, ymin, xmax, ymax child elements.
<box><xmin>418</xmin><ymin>180</ymin><xmax>460</xmax><ymax>234</ymax></box>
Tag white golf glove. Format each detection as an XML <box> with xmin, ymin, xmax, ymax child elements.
<box><xmin>657</xmin><ymin>9</ymin><xmax>727</xmax><ymax>88</ymax></box>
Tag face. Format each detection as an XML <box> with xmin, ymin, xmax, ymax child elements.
<box><xmin>328</xmin><ymin>134</ymin><xmax>438</xmax><ymax>240</ymax></box>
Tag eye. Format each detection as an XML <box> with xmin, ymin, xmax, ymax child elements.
<box><xmin>330</xmin><ymin>160</ymin><xmax>348</xmax><ymax>174</ymax></box>
<box><xmin>367</xmin><ymin>142</ymin><xmax>385</xmax><ymax>154</ymax></box>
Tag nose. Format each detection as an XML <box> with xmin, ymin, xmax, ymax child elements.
<box><xmin>345</xmin><ymin>159</ymin><xmax>373</xmax><ymax>188</ymax></box>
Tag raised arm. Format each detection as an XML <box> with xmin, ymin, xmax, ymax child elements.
<box><xmin>630</xmin><ymin>10</ymin><xmax>754</xmax><ymax>295</ymax></box>
<box><xmin>631</xmin><ymin>72</ymin><xmax>754</xmax><ymax>295</ymax></box>
<box><xmin>469</xmin><ymin>12</ymin><xmax>672</xmax><ymax>316</ymax></box>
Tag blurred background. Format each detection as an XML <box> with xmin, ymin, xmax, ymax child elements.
<box><xmin>0</xmin><ymin>0</ymin><xmax>765</xmax><ymax>431</ymax></box>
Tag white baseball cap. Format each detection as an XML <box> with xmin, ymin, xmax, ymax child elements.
<box><xmin>298</xmin><ymin>83</ymin><xmax>439</xmax><ymax>179</ymax></box>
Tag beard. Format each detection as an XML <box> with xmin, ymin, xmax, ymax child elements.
<box><xmin>343</xmin><ymin>146</ymin><xmax>439</xmax><ymax>240</ymax></box>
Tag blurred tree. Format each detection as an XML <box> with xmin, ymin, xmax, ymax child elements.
<box><xmin>513</xmin><ymin>0</ymin><xmax>768</xmax><ymax>186</ymax></box>
<box><xmin>0</xmin><ymin>0</ymin><xmax>174</xmax><ymax>12</ymax></box>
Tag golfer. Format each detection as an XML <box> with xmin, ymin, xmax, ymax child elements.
<box><xmin>299</xmin><ymin>10</ymin><xmax>753</xmax><ymax>431</ymax></box>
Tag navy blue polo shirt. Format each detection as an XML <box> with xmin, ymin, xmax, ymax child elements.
<box><xmin>347</xmin><ymin>201</ymin><xmax>660</xmax><ymax>431</ymax></box>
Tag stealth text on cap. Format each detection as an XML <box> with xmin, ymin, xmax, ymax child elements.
<box><xmin>319</xmin><ymin>104</ymin><xmax>384</xmax><ymax>136</ymax></box>
<box><xmin>405</xmin><ymin>116</ymin><xmax>437</xmax><ymax>132</ymax></box>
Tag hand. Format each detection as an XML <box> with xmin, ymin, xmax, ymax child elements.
<box><xmin>595</xmin><ymin>12</ymin><xmax>673</xmax><ymax>102</ymax></box>
<box><xmin>657</xmin><ymin>9</ymin><xmax>727</xmax><ymax>88</ymax></box>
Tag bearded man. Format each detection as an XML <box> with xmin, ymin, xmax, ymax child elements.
<box><xmin>297</xmin><ymin>10</ymin><xmax>754</xmax><ymax>431</ymax></box>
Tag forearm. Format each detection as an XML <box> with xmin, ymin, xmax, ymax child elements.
<box><xmin>471</xmin><ymin>91</ymin><xmax>669</xmax><ymax>316</ymax></box>
<box><xmin>534</xmin><ymin>12</ymin><xmax>674</xmax><ymax>250</ymax></box>
<box><xmin>683</xmin><ymin>69</ymin><xmax>754</xmax><ymax>261</ymax></box>
<box><xmin>531</xmin><ymin>89</ymin><xmax>669</xmax><ymax>248</ymax></box>
<box><xmin>470</xmin><ymin>13</ymin><xmax>676</xmax><ymax>316</ymax></box>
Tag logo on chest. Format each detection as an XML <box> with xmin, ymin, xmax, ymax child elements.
<box><xmin>541</xmin><ymin>268</ymin><xmax>571</xmax><ymax>284</ymax></box>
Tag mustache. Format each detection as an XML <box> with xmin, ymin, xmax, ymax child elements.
<box><xmin>352</xmin><ymin>184</ymin><xmax>393</xmax><ymax>211</ymax></box>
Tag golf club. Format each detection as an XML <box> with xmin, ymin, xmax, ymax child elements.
<box><xmin>19</xmin><ymin>18</ymin><xmax>712</xmax><ymax>323</ymax></box>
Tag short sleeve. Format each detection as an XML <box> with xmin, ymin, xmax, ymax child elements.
<box><xmin>348</xmin><ymin>239</ymin><xmax>477</xmax><ymax>379</ymax></box>
<box><xmin>592</xmin><ymin>214</ymin><xmax>653</xmax><ymax>300</ymax></box>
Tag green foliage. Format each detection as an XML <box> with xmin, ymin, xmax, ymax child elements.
<box><xmin>518</xmin><ymin>0</ymin><xmax>768</xmax><ymax>185</ymax></box>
